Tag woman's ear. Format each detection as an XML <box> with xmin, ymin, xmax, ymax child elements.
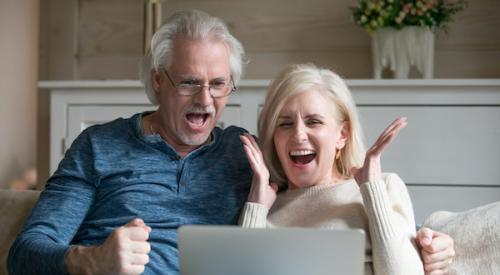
<box><xmin>151</xmin><ymin>70</ymin><xmax>161</xmax><ymax>93</ymax></box>
<box><xmin>336</xmin><ymin>121</ymin><xmax>349</xmax><ymax>149</ymax></box>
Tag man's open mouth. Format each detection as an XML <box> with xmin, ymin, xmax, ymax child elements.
<box><xmin>289</xmin><ymin>150</ymin><xmax>316</xmax><ymax>165</ymax></box>
<box><xmin>186</xmin><ymin>113</ymin><xmax>210</xmax><ymax>127</ymax></box>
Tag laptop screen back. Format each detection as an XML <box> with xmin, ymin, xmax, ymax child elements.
<box><xmin>178</xmin><ymin>226</ymin><xmax>365</xmax><ymax>275</ymax></box>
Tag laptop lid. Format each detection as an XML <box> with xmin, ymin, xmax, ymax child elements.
<box><xmin>178</xmin><ymin>226</ymin><xmax>365</xmax><ymax>275</ymax></box>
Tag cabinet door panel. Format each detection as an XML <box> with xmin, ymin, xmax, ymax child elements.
<box><xmin>408</xmin><ymin>185</ymin><xmax>500</xmax><ymax>223</ymax></box>
<box><xmin>66</xmin><ymin>105</ymin><xmax>152</xmax><ymax>152</ymax></box>
<box><xmin>216</xmin><ymin>104</ymin><xmax>241</xmax><ymax>129</ymax></box>
<box><xmin>358</xmin><ymin>106</ymin><xmax>500</xmax><ymax>186</ymax></box>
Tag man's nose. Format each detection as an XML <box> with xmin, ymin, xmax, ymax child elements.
<box><xmin>192</xmin><ymin>86</ymin><xmax>214</xmax><ymax>106</ymax></box>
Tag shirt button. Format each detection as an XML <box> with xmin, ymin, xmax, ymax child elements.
<box><xmin>175</xmin><ymin>155</ymin><xmax>182</xmax><ymax>160</ymax></box>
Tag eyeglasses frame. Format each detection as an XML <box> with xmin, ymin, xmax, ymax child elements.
<box><xmin>161</xmin><ymin>69</ymin><xmax>236</xmax><ymax>98</ymax></box>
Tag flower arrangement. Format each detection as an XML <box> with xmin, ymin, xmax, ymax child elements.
<box><xmin>351</xmin><ymin>0</ymin><xmax>467</xmax><ymax>33</ymax></box>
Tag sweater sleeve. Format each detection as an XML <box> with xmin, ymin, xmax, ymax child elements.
<box><xmin>359</xmin><ymin>173</ymin><xmax>424</xmax><ymax>275</ymax></box>
<box><xmin>7</xmin><ymin>130</ymin><xmax>97</xmax><ymax>275</ymax></box>
<box><xmin>238</xmin><ymin>202</ymin><xmax>269</xmax><ymax>228</ymax></box>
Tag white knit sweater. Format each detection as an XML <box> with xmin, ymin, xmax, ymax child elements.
<box><xmin>239</xmin><ymin>173</ymin><xmax>424</xmax><ymax>275</ymax></box>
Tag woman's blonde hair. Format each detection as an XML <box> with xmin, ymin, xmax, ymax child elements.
<box><xmin>258</xmin><ymin>63</ymin><xmax>365</xmax><ymax>186</ymax></box>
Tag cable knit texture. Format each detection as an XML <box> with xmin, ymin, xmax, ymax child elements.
<box><xmin>239</xmin><ymin>173</ymin><xmax>424</xmax><ymax>275</ymax></box>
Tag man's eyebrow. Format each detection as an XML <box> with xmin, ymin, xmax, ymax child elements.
<box><xmin>177</xmin><ymin>74</ymin><xmax>200</xmax><ymax>81</ymax></box>
<box><xmin>177</xmin><ymin>75</ymin><xmax>228</xmax><ymax>82</ymax></box>
<box><xmin>210</xmin><ymin>77</ymin><xmax>228</xmax><ymax>82</ymax></box>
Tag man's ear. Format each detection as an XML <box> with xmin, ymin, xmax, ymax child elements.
<box><xmin>336</xmin><ymin>121</ymin><xmax>349</xmax><ymax>149</ymax></box>
<box><xmin>151</xmin><ymin>70</ymin><xmax>161</xmax><ymax>93</ymax></box>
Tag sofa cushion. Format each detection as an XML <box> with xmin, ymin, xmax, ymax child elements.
<box><xmin>423</xmin><ymin>201</ymin><xmax>500</xmax><ymax>275</ymax></box>
<box><xmin>0</xmin><ymin>189</ymin><xmax>40</xmax><ymax>275</ymax></box>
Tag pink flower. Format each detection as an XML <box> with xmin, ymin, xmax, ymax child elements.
<box><xmin>403</xmin><ymin>4</ymin><xmax>411</xmax><ymax>13</ymax></box>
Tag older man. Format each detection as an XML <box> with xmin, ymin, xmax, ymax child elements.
<box><xmin>8</xmin><ymin>10</ymin><xmax>453</xmax><ymax>275</ymax></box>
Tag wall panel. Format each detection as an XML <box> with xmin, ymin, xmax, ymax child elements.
<box><xmin>40</xmin><ymin>0</ymin><xmax>500</xmax><ymax>80</ymax></box>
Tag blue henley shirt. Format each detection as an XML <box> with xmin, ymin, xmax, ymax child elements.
<box><xmin>8</xmin><ymin>112</ymin><xmax>252</xmax><ymax>274</ymax></box>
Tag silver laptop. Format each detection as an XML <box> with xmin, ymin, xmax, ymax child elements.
<box><xmin>178</xmin><ymin>226</ymin><xmax>365</xmax><ymax>275</ymax></box>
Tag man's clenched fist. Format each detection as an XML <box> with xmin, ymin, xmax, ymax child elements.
<box><xmin>65</xmin><ymin>218</ymin><xmax>152</xmax><ymax>275</ymax></box>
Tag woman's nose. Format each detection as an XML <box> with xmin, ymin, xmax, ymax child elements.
<box><xmin>292</xmin><ymin>123</ymin><xmax>307</xmax><ymax>143</ymax></box>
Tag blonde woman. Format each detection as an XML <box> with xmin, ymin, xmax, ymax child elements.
<box><xmin>239</xmin><ymin>64</ymin><xmax>450</xmax><ymax>275</ymax></box>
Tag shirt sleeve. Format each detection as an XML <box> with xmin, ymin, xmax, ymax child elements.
<box><xmin>8</xmin><ymin>130</ymin><xmax>97</xmax><ymax>275</ymax></box>
<box><xmin>238</xmin><ymin>202</ymin><xmax>269</xmax><ymax>228</ymax></box>
<box><xmin>359</xmin><ymin>173</ymin><xmax>424</xmax><ymax>275</ymax></box>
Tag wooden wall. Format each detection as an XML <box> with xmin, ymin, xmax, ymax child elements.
<box><xmin>40</xmin><ymin>0</ymin><xmax>500</xmax><ymax>81</ymax></box>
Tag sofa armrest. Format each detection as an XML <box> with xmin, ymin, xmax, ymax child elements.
<box><xmin>0</xmin><ymin>189</ymin><xmax>40</xmax><ymax>275</ymax></box>
<box><xmin>423</xmin><ymin>201</ymin><xmax>500</xmax><ymax>275</ymax></box>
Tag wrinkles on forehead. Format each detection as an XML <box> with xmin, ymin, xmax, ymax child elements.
<box><xmin>168</xmin><ymin>36</ymin><xmax>231</xmax><ymax>81</ymax></box>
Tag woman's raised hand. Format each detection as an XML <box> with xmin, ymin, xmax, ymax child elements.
<box><xmin>240</xmin><ymin>133</ymin><xmax>279</xmax><ymax>209</ymax></box>
<box><xmin>351</xmin><ymin>117</ymin><xmax>407</xmax><ymax>186</ymax></box>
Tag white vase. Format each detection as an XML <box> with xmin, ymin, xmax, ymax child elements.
<box><xmin>371</xmin><ymin>26</ymin><xmax>435</xmax><ymax>79</ymax></box>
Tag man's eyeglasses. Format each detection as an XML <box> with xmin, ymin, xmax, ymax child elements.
<box><xmin>162</xmin><ymin>70</ymin><xmax>236</xmax><ymax>98</ymax></box>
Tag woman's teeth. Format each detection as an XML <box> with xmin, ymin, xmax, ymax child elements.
<box><xmin>290</xmin><ymin>150</ymin><xmax>316</xmax><ymax>165</ymax></box>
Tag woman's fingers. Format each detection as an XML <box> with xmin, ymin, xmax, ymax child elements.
<box><xmin>422</xmin><ymin>249</ymin><xmax>453</xmax><ymax>268</ymax></box>
<box><xmin>240</xmin><ymin>136</ymin><xmax>259</xmax><ymax>168</ymax></box>
<box><xmin>270</xmin><ymin>182</ymin><xmax>279</xmax><ymax>193</ymax></box>
<box><xmin>350</xmin><ymin>166</ymin><xmax>360</xmax><ymax>177</ymax></box>
<box><xmin>373</xmin><ymin>117</ymin><xmax>406</xmax><ymax>145</ymax></box>
<box><xmin>240</xmin><ymin>134</ymin><xmax>267</xmax><ymax>175</ymax></box>
<box><xmin>368</xmin><ymin>117</ymin><xmax>407</xmax><ymax>156</ymax></box>
<box><xmin>245</xmin><ymin>133</ymin><xmax>260</xmax><ymax>151</ymax></box>
<box><xmin>242</xmin><ymin>143</ymin><xmax>258</xmax><ymax>171</ymax></box>
<box><xmin>241</xmin><ymin>134</ymin><xmax>263</xmax><ymax>161</ymax></box>
<box><xmin>381</xmin><ymin>117</ymin><xmax>406</xmax><ymax>138</ymax></box>
<box><xmin>354</xmin><ymin>117</ymin><xmax>407</xmax><ymax>185</ymax></box>
<box><xmin>371</xmin><ymin>122</ymin><xmax>405</xmax><ymax>155</ymax></box>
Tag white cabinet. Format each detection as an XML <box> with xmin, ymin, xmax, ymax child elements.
<box><xmin>40</xmin><ymin>79</ymin><xmax>500</xmax><ymax>222</ymax></box>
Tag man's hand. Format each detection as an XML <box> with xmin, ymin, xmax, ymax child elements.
<box><xmin>416</xmin><ymin>227</ymin><xmax>455</xmax><ymax>275</ymax></box>
<box><xmin>65</xmin><ymin>218</ymin><xmax>152</xmax><ymax>275</ymax></box>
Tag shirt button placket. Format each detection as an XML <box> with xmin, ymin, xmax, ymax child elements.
<box><xmin>177</xmin><ymin>158</ymin><xmax>188</xmax><ymax>191</ymax></box>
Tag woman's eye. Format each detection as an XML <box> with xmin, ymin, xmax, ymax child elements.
<box><xmin>278</xmin><ymin>122</ymin><xmax>292</xmax><ymax>128</ymax></box>
<box><xmin>307</xmin><ymin>120</ymin><xmax>322</xmax><ymax>126</ymax></box>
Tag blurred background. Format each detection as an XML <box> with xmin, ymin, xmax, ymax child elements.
<box><xmin>0</xmin><ymin>0</ymin><xmax>499</xmax><ymax>190</ymax></box>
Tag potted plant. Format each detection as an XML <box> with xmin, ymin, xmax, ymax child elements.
<box><xmin>351</xmin><ymin>0</ymin><xmax>467</xmax><ymax>78</ymax></box>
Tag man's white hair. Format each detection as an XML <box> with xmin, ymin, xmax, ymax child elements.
<box><xmin>140</xmin><ymin>10</ymin><xmax>246</xmax><ymax>105</ymax></box>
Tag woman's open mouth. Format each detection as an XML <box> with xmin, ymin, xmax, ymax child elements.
<box><xmin>289</xmin><ymin>150</ymin><xmax>316</xmax><ymax>165</ymax></box>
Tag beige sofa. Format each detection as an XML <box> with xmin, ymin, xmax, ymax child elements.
<box><xmin>0</xmin><ymin>190</ymin><xmax>40</xmax><ymax>275</ymax></box>
<box><xmin>423</xmin><ymin>201</ymin><xmax>500</xmax><ymax>275</ymax></box>
<box><xmin>1</xmin><ymin>189</ymin><xmax>498</xmax><ymax>275</ymax></box>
